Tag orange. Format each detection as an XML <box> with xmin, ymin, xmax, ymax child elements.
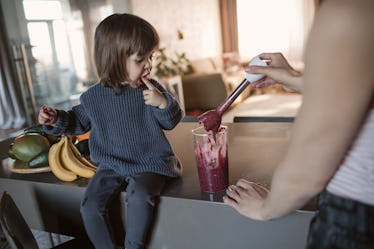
<box><xmin>76</xmin><ymin>131</ymin><xmax>91</xmax><ymax>141</ymax></box>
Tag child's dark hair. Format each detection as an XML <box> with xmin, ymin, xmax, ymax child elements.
<box><xmin>94</xmin><ymin>13</ymin><xmax>159</xmax><ymax>92</ymax></box>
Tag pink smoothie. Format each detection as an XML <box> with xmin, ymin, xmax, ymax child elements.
<box><xmin>193</xmin><ymin>126</ymin><xmax>228</xmax><ymax>192</ymax></box>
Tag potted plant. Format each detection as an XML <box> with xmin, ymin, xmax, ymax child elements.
<box><xmin>153</xmin><ymin>47</ymin><xmax>192</xmax><ymax>78</ymax></box>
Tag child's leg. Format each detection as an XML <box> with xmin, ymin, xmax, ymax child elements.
<box><xmin>80</xmin><ymin>168</ymin><xmax>126</xmax><ymax>249</ymax></box>
<box><xmin>124</xmin><ymin>173</ymin><xmax>169</xmax><ymax>249</ymax></box>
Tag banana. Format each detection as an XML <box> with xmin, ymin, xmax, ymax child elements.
<box><xmin>48</xmin><ymin>138</ymin><xmax>78</xmax><ymax>182</ymax></box>
<box><xmin>60</xmin><ymin>136</ymin><xmax>95</xmax><ymax>178</ymax></box>
<box><xmin>69</xmin><ymin>138</ymin><xmax>97</xmax><ymax>171</ymax></box>
<box><xmin>77</xmin><ymin>156</ymin><xmax>97</xmax><ymax>171</ymax></box>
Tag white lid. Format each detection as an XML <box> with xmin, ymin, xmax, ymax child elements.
<box><xmin>245</xmin><ymin>56</ymin><xmax>267</xmax><ymax>83</ymax></box>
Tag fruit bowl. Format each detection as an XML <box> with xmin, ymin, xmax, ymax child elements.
<box><xmin>2</xmin><ymin>158</ymin><xmax>51</xmax><ymax>174</ymax></box>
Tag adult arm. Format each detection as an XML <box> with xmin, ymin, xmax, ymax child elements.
<box><xmin>224</xmin><ymin>0</ymin><xmax>374</xmax><ymax>220</ymax></box>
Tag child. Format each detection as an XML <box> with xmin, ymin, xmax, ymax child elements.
<box><xmin>38</xmin><ymin>13</ymin><xmax>183</xmax><ymax>249</ymax></box>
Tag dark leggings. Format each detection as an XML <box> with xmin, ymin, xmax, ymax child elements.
<box><xmin>307</xmin><ymin>191</ymin><xmax>374</xmax><ymax>249</ymax></box>
<box><xmin>80</xmin><ymin>168</ymin><xmax>169</xmax><ymax>249</ymax></box>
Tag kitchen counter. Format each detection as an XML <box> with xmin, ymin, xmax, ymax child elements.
<box><xmin>0</xmin><ymin>122</ymin><xmax>315</xmax><ymax>249</ymax></box>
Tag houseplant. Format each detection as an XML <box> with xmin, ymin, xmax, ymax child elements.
<box><xmin>153</xmin><ymin>47</ymin><xmax>192</xmax><ymax>78</ymax></box>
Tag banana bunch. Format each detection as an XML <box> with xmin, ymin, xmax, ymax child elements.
<box><xmin>48</xmin><ymin>136</ymin><xmax>96</xmax><ymax>181</ymax></box>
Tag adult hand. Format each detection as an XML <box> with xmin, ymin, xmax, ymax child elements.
<box><xmin>142</xmin><ymin>77</ymin><xmax>167</xmax><ymax>109</ymax></box>
<box><xmin>246</xmin><ymin>53</ymin><xmax>303</xmax><ymax>92</ymax></box>
<box><xmin>223</xmin><ymin>178</ymin><xmax>269</xmax><ymax>220</ymax></box>
<box><xmin>38</xmin><ymin>105</ymin><xmax>57</xmax><ymax>126</ymax></box>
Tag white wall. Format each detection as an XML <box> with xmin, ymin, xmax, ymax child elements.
<box><xmin>131</xmin><ymin>0</ymin><xmax>222</xmax><ymax>60</ymax></box>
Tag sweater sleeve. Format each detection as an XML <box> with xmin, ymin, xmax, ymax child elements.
<box><xmin>42</xmin><ymin>105</ymin><xmax>91</xmax><ymax>135</ymax></box>
<box><xmin>150</xmin><ymin>79</ymin><xmax>183</xmax><ymax>130</ymax></box>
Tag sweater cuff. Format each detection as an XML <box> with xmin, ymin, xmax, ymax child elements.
<box><xmin>42</xmin><ymin>110</ymin><xmax>69</xmax><ymax>135</ymax></box>
<box><xmin>153</xmin><ymin>93</ymin><xmax>182</xmax><ymax>121</ymax></box>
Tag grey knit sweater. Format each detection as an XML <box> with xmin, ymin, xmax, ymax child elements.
<box><xmin>43</xmin><ymin>79</ymin><xmax>183</xmax><ymax>177</ymax></box>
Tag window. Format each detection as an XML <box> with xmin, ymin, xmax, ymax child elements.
<box><xmin>22</xmin><ymin>0</ymin><xmax>78</xmax><ymax>108</ymax></box>
<box><xmin>237</xmin><ymin>0</ymin><xmax>315</xmax><ymax>68</ymax></box>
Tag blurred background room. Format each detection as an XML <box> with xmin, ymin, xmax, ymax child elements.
<box><xmin>0</xmin><ymin>0</ymin><xmax>319</xmax><ymax>138</ymax></box>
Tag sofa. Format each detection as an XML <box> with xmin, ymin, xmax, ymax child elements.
<box><xmin>181</xmin><ymin>56</ymin><xmax>251</xmax><ymax>115</ymax></box>
<box><xmin>182</xmin><ymin>72</ymin><xmax>227</xmax><ymax>112</ymax></box>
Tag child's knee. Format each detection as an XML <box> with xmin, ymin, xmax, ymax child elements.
<box><xmin>80</xmin><ymin>196</ymin><xmax>105</xmax><ymax>216</ymax></box>
<box><xmin>126</xmin><ymin>188</ymin><xmax>157</xmax><ymax>207</ymax></box>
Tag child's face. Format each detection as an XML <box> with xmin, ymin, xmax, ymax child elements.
<box><xmin>126</xmin><ymin>52</ymin><xmax>154</xmax><ymax>87</ymax></box>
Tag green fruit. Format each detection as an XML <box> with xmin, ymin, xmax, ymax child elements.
<box><xmin>12</xmin><ymin>133</ymin><xmax>50</xmax><ymax>162</ymax></box>
<box><xmin>7</xmin><ymin>143</ymin><xmax>16</xmax><ymax>159</ymax></box>
<box><xmin>28</xmin><ymin>150</ymin><xmax>49</xmax><ymax>168</ymax></box>
<box><xmin>45</xmin><ymin>134</ymin><xmax>59</xmax><ymax>145</ymax></box>
<box><xmin>24</xmin><ymin>124</ymin><xmax>44</xmax><ymax>134</ymax></box>
<box><xmin>23</xmin><ymin>124</ymin><xmax>59</xmax><ymax>145</ymax></box>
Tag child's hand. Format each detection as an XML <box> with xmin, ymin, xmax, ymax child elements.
<box><xmin>142</xmin><ymin>77</ymin><xmax>167</xmax><ymax>109</ymax></box>
<box><xmin>38</xmin><ymin>105</ymin><xmax>57</xmax><ymax>125</ymax></box>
